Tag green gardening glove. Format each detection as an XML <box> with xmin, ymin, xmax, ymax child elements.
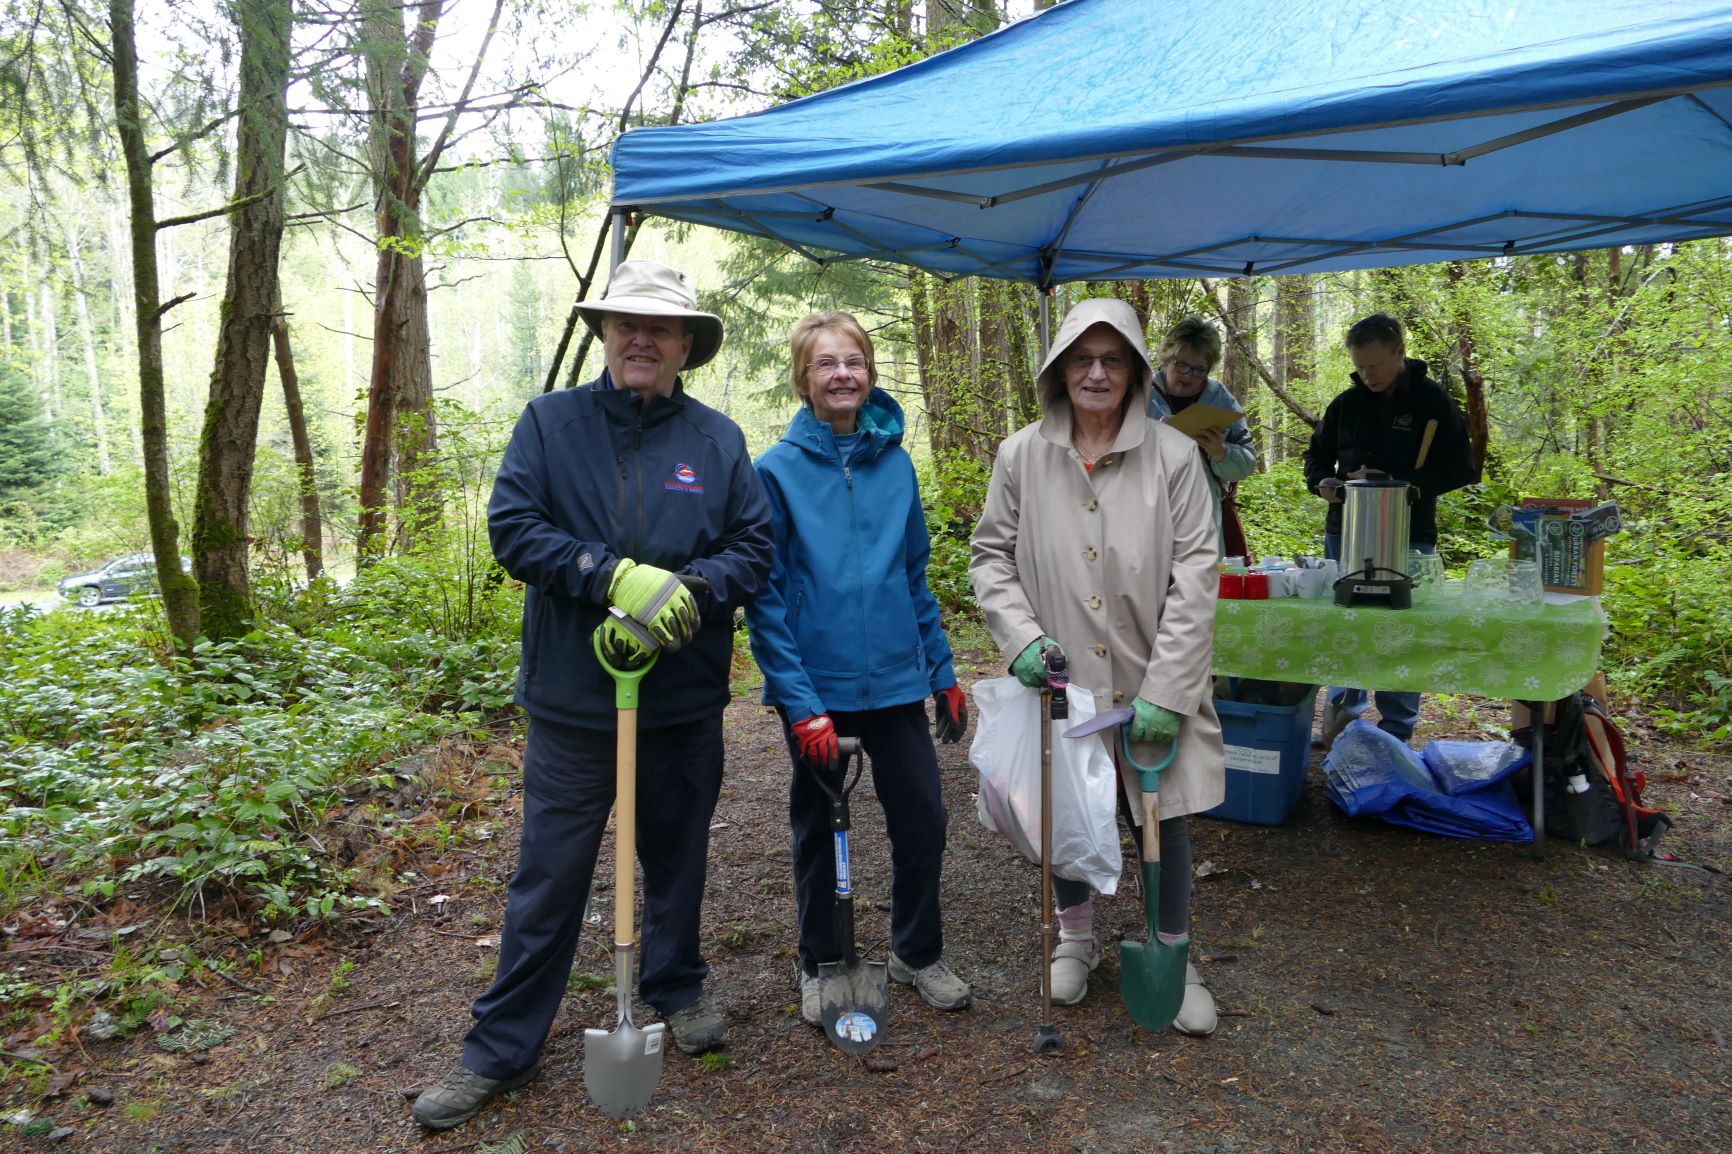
<box><xmin>1010</xmin><ymin>637</ymin><xmax>1063</xmax><ymax>689</ymax></box>
<box><xmin>596</xmin><ymin>611</ymin><xmax>657</xmax><ymax>672</ymax></box>
<box><xmin>607</xmin><ymin>559</ymin><xmax>700</xmax><ymax>651</ymax></box>
<box><xmin>1129</xmin><ymin>696</ymin><xmax>1182</xmax><ymax>744</ymax></box>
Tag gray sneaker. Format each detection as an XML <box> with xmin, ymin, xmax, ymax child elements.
<box><xmin>799</xmin><ymin>972</ymin><xmax>821</xmax><ymax>1027</ymax></box>
<box><xmin>1312</xmin><ymin>698</ymin><xmax>1352</xmax><ymax>751</ymax></box>
<box><xmin>411</xmin><ymin>1063</ymin><xmax>538</xmax><ymax>1130</ymax></box>
<box><xmin>666</xmin><ymin>992</ymin><xmax>728</xmax><ymax>1055</ymax></box>
<box><xmin>887</xmin><ymin>953</ymin><xmax>971</xmax><ymax>1011</ymax></box>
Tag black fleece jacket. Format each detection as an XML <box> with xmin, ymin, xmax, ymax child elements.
<box><xmin>1302</xmin><ymin>358</ymin><xmax>1476</xmax><ymax>546</ymax></box>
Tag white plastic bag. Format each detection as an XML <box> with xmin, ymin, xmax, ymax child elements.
<box><xmin>968</xmin><ymin>676</ymin><xmax>1122</xmax><ymax>895</ymax></box>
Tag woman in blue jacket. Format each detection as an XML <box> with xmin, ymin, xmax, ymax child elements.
<box><xmin>747</xmin><ymin>311</ymin><xmax>972</xmax><ymax>1027</ymax></box>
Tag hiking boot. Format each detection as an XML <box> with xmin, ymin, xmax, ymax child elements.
<box><xmin>887</xmin><ymin>953</ymin><xmax>972</xmax><ymax>1011</ymax></box>
<box><xmin>1173</xmin><ymin>961</ymin><xmax>1217</xmax><ymax>1037</ymax></box>
<box><xmin>666</xmin><ymin>992</ymin><xmax>727</xmax><ymax>1055</ymax></box>
<box><xmin>1312</xmin><ymin>698</ymin><xmax>1352</xmax><ymax>751</ymax></box>
<box><xmin>1049</xmin><ymin>940</ymin><xmax>1100</xmax><ymax>1006</ymax></box>
<box><xmin>799</xmin><ymin>972</ymin><xmax>821</xmax><ymax>1028</ymax></box>
<box><xmin>411</xmin><ymin>1063</ymin><xmax>538</xmax><ymax>1130</ymax></box>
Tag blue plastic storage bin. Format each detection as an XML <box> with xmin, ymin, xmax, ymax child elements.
<box><xmin>1203</xmin><ymin>684</ymin><xmax>1319</xmax><ymax>826</ymax></box>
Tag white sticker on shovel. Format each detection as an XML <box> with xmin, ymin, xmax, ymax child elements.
<box><xmin>644</xmin><ymin>1033</ymin><xmax>663</xmax><ymax>1056</ymax></box>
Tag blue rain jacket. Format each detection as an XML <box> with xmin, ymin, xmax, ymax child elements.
<box><xmin>488</xmin><ymin>373</ymin><xmax>774</xmax><ymax>729</ymax></box>
<box><xmin>746</xmin><ymin>392</ymin><xmax>957</xmax><ymax>721</ymax></box>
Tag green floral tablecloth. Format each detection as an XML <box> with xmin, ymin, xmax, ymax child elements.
<box><xmin>1209</xmin><ymin>588</ymin><xmax>1607</xmax><ymax>701</ymax></box>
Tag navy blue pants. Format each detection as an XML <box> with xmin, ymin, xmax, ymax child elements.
<box><xmin>462</xmin><ymin>714</ymin><xmax>723</xmax><ymax>1080</ymax></box>
<box><xmin>780</xmin><ymin>701</ymin><xmax>949</xmax><ymax>977</ymax></box>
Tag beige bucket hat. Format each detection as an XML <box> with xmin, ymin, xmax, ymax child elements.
<box><xmin>1035</xmin><ymin>297</ymin><xmax>1156</xmax><ymax>409</ymax></box>
<box><xmin>575</xmin><ymin>260</ymin><xmax>725</xmax><ymax>371</ymax></box>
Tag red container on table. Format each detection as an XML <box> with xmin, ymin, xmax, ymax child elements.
<box><xmin>1242</xmin><ymin>572</ymin><xmax>1270</xmax><ymax>600</ymax></box>
<box><xmin>1218</xmin><ymin>572</ymin><xmax>1244</xmax><ymax>599</ymax></box>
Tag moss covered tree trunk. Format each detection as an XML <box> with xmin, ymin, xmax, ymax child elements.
<box><xmin>192</xmin><ymin>0</ymin><xmax>292</xmax><ymax>641</ymax></box>
<box><xmin>111</xmin><ymin>0</ymin><xmax>198</xmax><ymax>648</ymax></box>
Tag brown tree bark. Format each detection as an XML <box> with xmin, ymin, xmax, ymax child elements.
<box><xmin>1201</xmin><ymin>276</ymin><xmax>1316</xmax><ymax>427</ymax></box>
<box><xmin>62</xmin><ymin>214</ymin><xmax>111</xmax><ymax>476</ymax></box>
<box><xmin>272</xmin><ymin>303</ymin><xmax>324</xmax><ymax>580</ymax></box>
<box><xmin>192</xmin><ymin>0</ymin><xmax>292</xmax><ymax>641</ymax></box>
<box><xmin>111</xmin><ymin>0</ymin><xmax>198</xmax><ymax>647</ymax></box>
<box><xmin>1445</xmin><ymin>261</ymin><xmax>1489</xmax><ymax>477</ymax></box>
<box><xmin>356</xmin><ymin>0</ymin><xmax>504</xmax><ymax>557</ymax></box>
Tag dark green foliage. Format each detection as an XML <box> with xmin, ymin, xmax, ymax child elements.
<box><xmin>0</xmin><ymin>364</ymin><xmax>60</xmax><ymax>502</ymax></box>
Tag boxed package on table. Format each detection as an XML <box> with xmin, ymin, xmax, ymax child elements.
<box><xmin>1507</xmin><ymin>497</ymin><xmax>1620</xmax><ymax>596</ymax></box>
<box><xmin>1204</xmin><ymin>679</ymin><xmax>1319</xmax><ymax>826</ymax></box>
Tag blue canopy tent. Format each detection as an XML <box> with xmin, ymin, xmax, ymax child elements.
<box><xmin>609</xmin><ymin>0</ymin><xmax>1732</xmax><ymax>286</ymax></box>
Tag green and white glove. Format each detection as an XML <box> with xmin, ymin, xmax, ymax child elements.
<box><xmin>1010</xmin><ymin>637</ymin><xmax>1063</xmax><ymax>689</ymax></box>
<box><xmin>1129</xmin><ymin>697</ymin><xmax>1182</xmax><ymax>744</ymax></box>
<box><xmin>607</xmin><ymin>559</ymin><xmax>700</xmax><ymax>651</ymax></box>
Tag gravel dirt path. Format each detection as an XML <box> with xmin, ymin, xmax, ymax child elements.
<box><xmin>6</xmin><ymin>652</ymin><xmax>1730</xmax><ymax>1153</ymax></box>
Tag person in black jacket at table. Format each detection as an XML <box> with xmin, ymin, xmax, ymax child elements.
<box><xmin>1304</xmin><ymin>312</ymin><xmax>1476</xmax><ymax>749</ymax></box>
<box><xmin>413</xmin><ymin>260</ymin><xmax>774</xmax><ymax>1131</ymax></box>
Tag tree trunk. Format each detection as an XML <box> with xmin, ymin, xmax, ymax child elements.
<box><xmin>63</xmin><ymin>216</ymin><xmax>112</xmax><ymax>476</ymax></box>
<box><xmin>191</xmin><ymin>0</ymin><xmax>292</xmax><ymax>642</ymax></box>
<box><xmin>271</xmin><ymin>302</ymin><xmax>323</xmax><ymax>580</ymax></box>
<box><xmin>356</xmin><ymin>0</ymin><xmax>439</xmax><ymax>560</ymax></box>
<box><xmin>111</xmin><ymin>0</ymin><xmax>198</xmax><ymax>647</ymax></box>
<box><xmin>1445</xmin><ymin>261</ymin><xmax>1489</xmax><ymax>477</ymax></box>
<box><xmin>392</xmin><ymin>254</ymin><xmax>438</xmax><ymax>550</ymax></box>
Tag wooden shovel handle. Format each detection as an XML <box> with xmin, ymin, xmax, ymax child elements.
<box><xmin>615</xmin><ymin>706</ymin><xmax>637</xmax><ymax>945</ymax></box>
<box><xmin>1142</xmin><ymin>791</ymin><xmax>1160</xmax><ymax>863</ymax></box>
<box><xmin>1414</xmin><ymin>418</ymin><xmax>1439</xmax><ymax>470</ymax></box>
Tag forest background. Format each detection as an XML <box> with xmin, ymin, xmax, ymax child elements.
<box><xmin>1</xmin><ymin>0</ymin><xmax>1730</xmax><ymax>1105</ymax></box>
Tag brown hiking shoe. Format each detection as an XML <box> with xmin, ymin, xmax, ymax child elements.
<box><xmin>666</xmin><ymin>992</ymin><xmax>727</xmax><ymax>1055</ymax></box>
<box><xmin>411</xmin><ymin>1063</ymin><xmax>538</xmax><ymax>1130</ymax></box>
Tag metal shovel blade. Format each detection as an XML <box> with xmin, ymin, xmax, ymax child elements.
<box><xmin>583</xmin><ymin>945</ymin><xmax>665</xmax><ymax>1119</ymax></box>
<box><xmin>817</xmin><ymin>957</ymin><xmax>890</xmax><ymax>1055</ymax></box>
<box><xmin>1063</xmin><ymin>707</ymin><xmax>1135</xmax><ymax>740</ymax></box>
<box><xmin>1119</xmin><ymin>859</ymin><xmax>1189</xmax><ymax>1031</ymax></box>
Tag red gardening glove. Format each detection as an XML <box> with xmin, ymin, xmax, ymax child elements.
<box><xmin>933</xmin><ymin>685</ymin><xmax>968</xmax><ymax>743</ymax></box>
<box><xmin>792</xmin><ymin>713</ymin><xmax>839</xmax><ymax>771</ymax></box>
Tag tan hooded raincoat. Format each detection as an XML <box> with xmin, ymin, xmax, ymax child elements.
<box><xmin>969</xmin><ymin>298</ymin><xmax>1226</xmax><ymax>822</ymax></box>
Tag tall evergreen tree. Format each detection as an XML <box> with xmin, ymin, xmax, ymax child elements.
<box><xmin>0</xmin><ymin>365</ymin><xmax>58</xmax><ymax>499</ymax></box>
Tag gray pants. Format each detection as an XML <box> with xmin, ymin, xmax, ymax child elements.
<box><xmin>1053</xmin><ymin>812</ymin><xmax>1191</xmax><ymax>938</ymax></box>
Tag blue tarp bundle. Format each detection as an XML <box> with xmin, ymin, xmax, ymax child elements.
<box><xmin>1325</xmin><ymin>721</ymin><xmax>1533</xmax><ymax>842</ymax></box>
<box><xmin>612</xmin><ymin>0</ymin><xmax>1732</xmax><ymax>284</ymax></box>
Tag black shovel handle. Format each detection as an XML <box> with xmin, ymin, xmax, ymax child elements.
<box><xmin>819</xmin><ymin>737</ymin><xmax>865</xmax><ymax>967</ymax></box>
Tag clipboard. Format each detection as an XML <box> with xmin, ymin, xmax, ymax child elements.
<box><xmin>1163</xmin><ymin>401</ymin><xmax>1241</xmax><ymax>437</ymax></box>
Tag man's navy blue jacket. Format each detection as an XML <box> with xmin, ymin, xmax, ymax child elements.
<box><xmin>488</xmin><ymin>373</ymin><xmax>774</xmax><ymax>730</ymax></box>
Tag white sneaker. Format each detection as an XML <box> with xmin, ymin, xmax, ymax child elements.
<box><xmin>1173</xmin><ymin>961</ymin><xmax>1217</xmax><ymax>1036</ymax></box>
<box><xmin>1049</xmin><ymin>940</ymin><xmax>1100</xmax><ymax>1006</ymax></box>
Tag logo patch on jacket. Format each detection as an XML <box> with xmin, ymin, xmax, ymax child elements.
<box><xmin>1392</xmin><ymin>413</ymin><xmax>1414</xmax><ymax>431</ymax></box>
<box><xmin>665</xmin><ymin>463</ymin><xmax>704</xmax><ymax>494</ymax></box>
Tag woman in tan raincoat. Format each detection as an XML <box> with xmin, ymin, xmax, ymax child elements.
<box><xmin>969</xmin><ymin>296</ymin><xmax>1225</xmax><ymax>1034</ymax></box>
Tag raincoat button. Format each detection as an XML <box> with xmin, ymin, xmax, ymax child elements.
<box><xmin>1085</xmin><ymin>499</ymin><xmax>1098</xmax><ymax>512</ymax></box>
<box><xmin>1112</xmin><ymin>691</ymin><xmax>1125</xmax><ymax>702</ymax></box>
<box><xmin>1092</xmin><ymin>644</ymin><xmax>1106</xmax><ymax>657</ymax></box>
<box><xmin>1084</xmin><ymin>548</ymin><xmax>1098</xmax><ymax>561</ymax></box>
<box><xmin>1087</xmin><ymin>596</ymin><xmax>1102</xmax><ymax>610</ymax></box>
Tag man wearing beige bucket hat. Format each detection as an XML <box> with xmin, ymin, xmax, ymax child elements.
<box><xmin>413</xmin><ymin>260</ymin><xmax>773</xmax><ymax>1129</ymax></box>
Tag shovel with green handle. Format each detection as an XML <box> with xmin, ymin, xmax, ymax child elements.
<box><xmin>583</xmin><ymin>607</ymin><xmax>666</xmax><ymax>1120</ymax></box>
<box><xmin>1116</xmin><ymin>724</ymin><xmax>1186</xmax><ymax>1031</ymax></box>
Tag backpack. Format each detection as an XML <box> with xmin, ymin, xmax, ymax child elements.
<box><xmin>1514</xmin><ymin>692</ymin><xmax>1674</xmax><ymax>860</ymax></box>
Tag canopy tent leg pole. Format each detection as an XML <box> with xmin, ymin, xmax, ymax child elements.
<box><xmin>610</xmin><ymin>210</ymin><xmax>628</xmax><ymax>273</ymax></box>
<box><xmin>1038</xmin><ymin>290</ymin><xmax>1051</xmax><ymax>359</ymax></box>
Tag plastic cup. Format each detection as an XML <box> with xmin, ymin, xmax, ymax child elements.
<box><xmin>1218</xmin><ymin>573</ymin><xmax>1243</xmax><ymax>599</ymax></box>
<box><xmin>1242</xmin><ymin>572</ymin><xmax>1270</xmax><ymax>600</ymax></box>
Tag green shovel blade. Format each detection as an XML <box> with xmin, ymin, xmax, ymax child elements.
<box><xmin>1119</xmin><ymin>858</ymin><xmax>1189</xmax><ymax>1031</ymax></box>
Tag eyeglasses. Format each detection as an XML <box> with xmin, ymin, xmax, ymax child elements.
<box><xmin>808</xmin><ymin>356</ymin><xmax>868</xmax><ymax>376</ymax></box>
<box><xmin>1167</xmin><ymin>357</ymin><xmax>1209</xmax><ymax>378</ymax></box>
<box><xmin>1065</xmin><ymin>352</ymin><xmax>1128</xmax><ymax>374</ymax></box>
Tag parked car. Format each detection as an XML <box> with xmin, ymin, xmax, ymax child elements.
<box><xmin>57</xmin><ymin>553</ymin><xmax>190</xmax><ymax>607</ymax></box>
